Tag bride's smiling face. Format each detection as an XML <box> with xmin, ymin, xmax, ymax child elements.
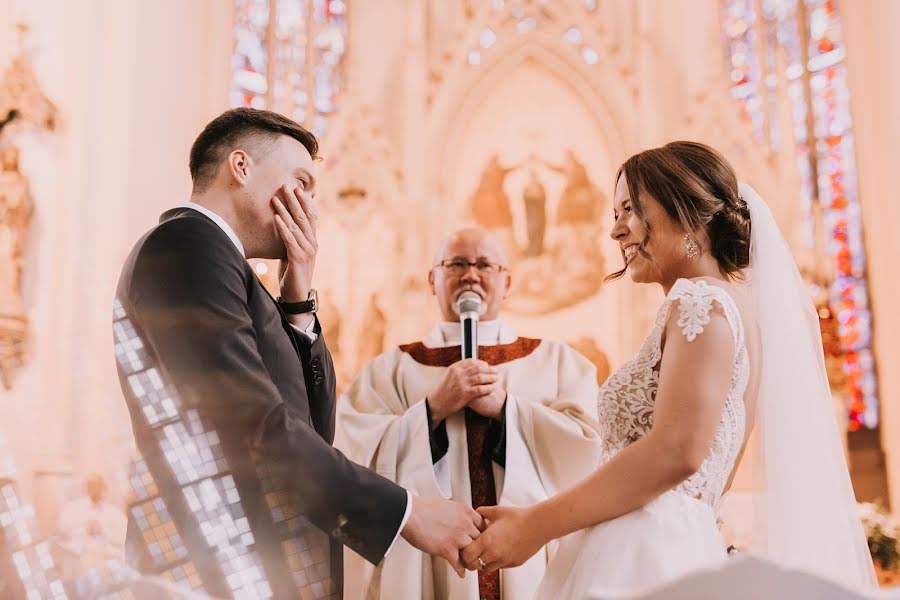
<box><xmin>610</xmin><ymin>174</ymin><xmax>692</xmax><ymax>285</ymax></box>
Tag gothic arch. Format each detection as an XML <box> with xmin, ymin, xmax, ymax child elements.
<box><xmin>425</xmin><ymin>32</ymin><xmax>637</xmax><ymax>232</ymax></box>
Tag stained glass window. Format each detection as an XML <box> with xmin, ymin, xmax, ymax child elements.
<box><xmin>720</xmin><ymin>0</ymin><xmax>878</xmax><ymax>430</ymax></box>
<box><xmin>0</xmin><ymin>439</ymin><xmax>67</xmax><ymax>598</ymax></box>
<box><xmin>230</xmin><ymin>0</ymin><xmax>348</xmax><ymax>140</ymax></box>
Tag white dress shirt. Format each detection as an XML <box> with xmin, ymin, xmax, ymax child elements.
<box><xmin>178</xmin><ymin>202</ymin><xmax>411</xmax><ymax>552</ymax></box>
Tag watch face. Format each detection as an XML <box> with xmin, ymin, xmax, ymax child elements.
<box><xmin>309</xmin><ymin>289</ymin><xmax>318</xmax><ymax>312</ymax></box>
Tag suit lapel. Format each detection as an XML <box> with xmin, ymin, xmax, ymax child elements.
<box><xmin>159</xmin><ymin>207</ymin><xmax>306</xmax><ymax>361</ymax></box>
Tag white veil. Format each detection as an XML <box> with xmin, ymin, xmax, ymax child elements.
<box><xmin>738</xmin><ymin>181</ymin><xmax>877</xmax><ymax>589</ymax></box>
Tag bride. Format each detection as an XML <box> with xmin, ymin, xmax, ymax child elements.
<box><xmin>461</xmin><ymin>142</ymin><xmax>877</xmax><ymax>597</ymax></box>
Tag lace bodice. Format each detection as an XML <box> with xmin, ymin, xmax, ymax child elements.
<box><xmin>597</xmin><ymin>279</ymin><xmax>749</xmax><ymax>508</ymax></box>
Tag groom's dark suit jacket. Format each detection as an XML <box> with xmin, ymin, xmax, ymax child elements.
<box><xmin>114</xmin><ymin>207</ymin><xmax>406</xmax><ymax>599</ymax></box>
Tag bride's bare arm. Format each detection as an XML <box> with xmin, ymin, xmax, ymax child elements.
<box><xmin>462</xmin><ymin>305</ymin><xmax>736</xmax><ymax>571</ymax></box>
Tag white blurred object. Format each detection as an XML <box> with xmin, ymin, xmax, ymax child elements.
<box><xmin>55</xmin><ymin>475</ymin><xmax>126</xmax><ymax>579</ymax></box>
<box><xmin>632</xmin><ymin>555</ymin><xmax>899</xmax><ymax>600</ymax></box>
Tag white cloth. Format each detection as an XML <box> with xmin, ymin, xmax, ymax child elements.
<box><xmin>736</xmin><ymin>183</ymin><xmax>876</xmax><ymax>590</ymax></box>
<box><xmin>178</xmin><ymin>201</ymin><xmax>411</xmax><ymax>552</ymax></box>
<box><xmin>56</xmin><ymin>497</ymin><xmax>127</xmax><ymax>576</ymax></box>
<box><xmin>536</xmin><ymin>279</ymin><xmax>747</xmax><ymax>599</ymax></box>
<box><xmin>336</xmin><ymin>319</ymin><xmax>603</xmax><ymax>600</ymax></box>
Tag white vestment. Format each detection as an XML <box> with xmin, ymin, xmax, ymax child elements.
<box><xmin>56</xmin><ymin>496</ymin><xmax>127</xmax><ymax>578</ymax></box>
<box><xmin>335</xmin><ymin>319</ymin><xmax>602</xmax><ymax>600</ymax></box>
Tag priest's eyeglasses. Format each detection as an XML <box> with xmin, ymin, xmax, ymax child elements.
<box><xmin>433</xmin><ymin>258</ymin><xmax>508</xmax><ymax>276</ymax></box>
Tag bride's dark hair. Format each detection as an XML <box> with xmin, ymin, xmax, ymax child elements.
<box><xmin>605</xmin><ymin>141</ymin><xmax>751</xmax><ymax>283</ymax></box>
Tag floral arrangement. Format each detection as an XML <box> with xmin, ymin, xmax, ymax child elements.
<box><xmin>859</xmin><ymin>502</ymin><xmax>899</xmax><ymax>585</ymax></box>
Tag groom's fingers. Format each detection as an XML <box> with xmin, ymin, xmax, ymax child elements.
<box><xmin>285</xmin><ymin>185</ymin><xmax>316</xmax><ymax>240</ymax></box>
<box><xmin>292</xmin><ymin>186</ymin><xmax>318</xmax><ymax>230</ymax></box>
<box><xmin>272</xmin><ymin>197</ymin><xmax>313</xmax><ymax>253</ymax></box>
<box><xmin>473</xmin><ymin>510</ymin><xmax>488</xmax><ymax>532</ymax></box>
<box><xmin>272</xmin><ymin>188</ymin><xmax>315</xmax><ymax>251</ymax></box>
<box><xmin>273</xmin><ymin>214</ymin><xmax>294</xmax><ymax>250</ymax></box>
<box><xmin>445</xmin><ymin>552</ymin><xmax>465</xmax><ymax>578</ymax></box>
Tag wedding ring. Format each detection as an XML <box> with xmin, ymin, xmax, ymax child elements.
<box><xmin>477</xmin><ymin>558</ymin><xmax>486</xmax><ymax>569</ymax></box>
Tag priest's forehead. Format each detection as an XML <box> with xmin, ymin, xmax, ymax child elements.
<box><xmin>433</xmin><ymin>228</ymin><xmax>509</xmax><ymax>265</ymax></box>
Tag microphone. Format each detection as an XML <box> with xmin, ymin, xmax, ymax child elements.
<box><xmin>454</xmin><ymin>291</ymin><xmax>483</xmax><ymax>360</ymax></box>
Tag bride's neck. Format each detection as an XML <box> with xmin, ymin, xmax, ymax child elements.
<box><xmin>660</xmin><ymin>254</ymin><xmax>725</xmax><ymax>295</ymax></box>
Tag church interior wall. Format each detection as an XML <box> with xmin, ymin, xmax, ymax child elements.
<box><xmin>0</xmin><ymin>0</ymin><xmax>897</xmax><ymax>539</ymax></box>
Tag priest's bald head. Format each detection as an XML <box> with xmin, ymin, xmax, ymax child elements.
<box><xmin>428</xmin><ymin>227</ymin><xmax>512</xmax><ymax>322</ymax></box>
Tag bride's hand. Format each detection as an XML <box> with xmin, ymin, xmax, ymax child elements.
<box><xmin>461</xmin><ymin>505</ymin><xmax>546</xmax><ymax>572</ymax></box>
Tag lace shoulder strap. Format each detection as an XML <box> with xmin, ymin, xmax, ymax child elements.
<box><xmin>665</xmin><ymin>279</ymin><xmax>744</xmax><ymax>348</ymax></box>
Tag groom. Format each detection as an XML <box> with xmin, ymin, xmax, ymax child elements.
<box><xmin>113</xmin><ymin>108</ymin><xmax>483</xmax><ymax>598</ymax></box>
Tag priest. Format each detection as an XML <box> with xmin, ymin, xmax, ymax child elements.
<box><xmin>335</xmin><ymin>227</ymin><xmax>603</xmax><ymax>599</ymax></box>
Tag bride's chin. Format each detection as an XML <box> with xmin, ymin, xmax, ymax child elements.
<box><xmin>627</xmin><ymin>265</ymin><xmax>645</xmax><ymax>283</ymax></box>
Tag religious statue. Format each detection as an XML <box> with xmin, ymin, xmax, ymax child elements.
<box><xmin>0</xmin><ymin>26</ymin><xmax>58</xmax><ymax>133</ymax></box>
<box><xmin>545</xmin><ymin>149</ymin><xmax>602</xmax><ymax>225</ymax></box>
<box><xmin>468</xmin><ymin>153</ymin><xmax>517</xmax><ymax>230</ymax></box>
<box><xmin>521</xmin><ymin>167</ymin><xmax>547</xmax><ymax>257</ymax></box>
<box><xmin>499</xmin><ymin>149</ymin><xmax>607</xmax><ymax>314</ymax></box>
<box><xmin>0</xmin><ymin>23</ymin><xmax>58</xmax><ymax>388</ymax></box>
<box><xmin>0</xmin><ymin>144</ymin><xmax>32</xmax><ymax>389</ymax></box>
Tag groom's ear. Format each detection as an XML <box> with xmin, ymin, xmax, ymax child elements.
<box><xmin>227</xmin><ymin>150</ymin><xmax>251</xmax><ymax>185</ymax></box>
<box><xmin>427</xmin><ymin>269</ymin><xmax>436</xmax><ymax>295</ymax></box>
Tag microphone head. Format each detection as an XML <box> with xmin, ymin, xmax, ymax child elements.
<box><xmin>454</xmin><ymin>291</ymin><xmax>484</xmax><ymax>317</ymax></box>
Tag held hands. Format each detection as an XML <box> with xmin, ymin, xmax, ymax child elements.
<box><xmin>427</xmin><ymin>359</ymin><xmax>506</xmax><ymax>426</ymax></box>
<box><xmin>401</xmin><ymin>496</ymin><xmax>486</xmax><ymax>577</ymax></box>
<box><xmin>271</xmin><ymin>184</ymin><xmax>318</xmax><ymax>328</ymax></box>
<box><xmin>462</xmin><ymin>505</ymin><xmax>546</xmax><ymax>573</ymax></box>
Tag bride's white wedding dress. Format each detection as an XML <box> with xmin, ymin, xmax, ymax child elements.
<box><xmin>536</xmin><ymin>278</ymin><xmax>749</xmax><ymax>599</ymax></box>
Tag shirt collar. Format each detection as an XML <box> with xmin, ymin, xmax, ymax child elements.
<box><xmin>179</xmin><ymin>202</ymin><xmax>245</xmax><ymax>257</ymax></box>
<box><xmin>437</xmin><ymin>320</ymin><xmax>502</xmax><ymax>345</ymax></box>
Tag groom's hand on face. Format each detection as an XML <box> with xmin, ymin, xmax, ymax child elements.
<box><xmin>272</xmin><ymin>184</ymin><xmax>318</xmax><ymax>328</ymax></box>
<box><xmin>400</xmin><ymin>496</ymin><xmax>485</xmax><ymax>578</ymax></box>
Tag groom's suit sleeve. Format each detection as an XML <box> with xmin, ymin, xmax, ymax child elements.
<box><xmin>126</xmin><ymin>218</ymin><xmax>407</xmax><ymax>565</ymax></box>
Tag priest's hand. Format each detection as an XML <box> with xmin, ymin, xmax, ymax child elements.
<box><xmin>271</xmin><ymin>183</ymin><xmax>318</xmax><ymax>330</ymax></box>
<box><xmin>468</xmin><ymin>388</ymin><xmax>506</xmax><ymax>420</ymax></box>
<box><xmin>427</xmin><ymin>359</ymin><xmax>499</xmax><ymax>426</ymax></box>
<box><xmin>462</xmin><ymin>505</ymin><xmax>545</xmax><ymax>573</ymax></box>
<box><xmin>401</xmin><ymin>496</ymin><xmax>486</xmax><ymax>577</ymax></box>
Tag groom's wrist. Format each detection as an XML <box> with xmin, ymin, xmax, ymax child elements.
<box><xmin>288</xmin><ymin>312</ymin><xmax>314</xmax><ymax>330</ymax></box>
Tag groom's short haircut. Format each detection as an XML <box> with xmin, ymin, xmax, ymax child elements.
<box><xmin>189</xmin><ymin>107</ymin><xmax>319</xmax><ymax>192</ymax></box>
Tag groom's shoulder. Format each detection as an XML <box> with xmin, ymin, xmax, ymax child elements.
<box><xmin>121</xmin><ymin>209</ymin><xmax>241</xmax><ymax>289</ymax></box>
<box><xmin>148</xmin><ymin>208</ymin><xmax>226</xmax><ymax>245</ymax></box>
<box><xmin>132</xmin><ymin>209</ymin><xmax>234</xmax><ymax>261</ymax></box>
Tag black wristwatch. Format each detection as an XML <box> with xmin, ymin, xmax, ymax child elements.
<box><xmin>278</xmin><ymin>289</ymin><xmax>318</xmax><ymax>315</ymax></box>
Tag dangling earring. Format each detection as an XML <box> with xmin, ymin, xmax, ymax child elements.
<box><xmin>684</xmin><ymin>234</ymin><xmax>699</xmax><ymax>259</ymax></box>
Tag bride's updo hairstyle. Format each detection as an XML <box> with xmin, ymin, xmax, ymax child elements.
<box><xmin>607</xmin><ymin>141</ymin><xmax>751</xmax><ymax>282</ymax></box>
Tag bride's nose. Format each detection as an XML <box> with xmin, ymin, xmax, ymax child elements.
<box><xmin>610</xmin><ymin>216</ymin><xmax>628</xmax><ymax>241</ymax></box>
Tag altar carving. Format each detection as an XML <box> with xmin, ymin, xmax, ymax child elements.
<box><xmin>468</xmin><ymin>149</ymin><xmax>607</xmax><ymax>314</ymax></box>
<box><xmin>0</xmin><ymin>24</ymin><xmax>58</xmax><ymax>389</ymax></box>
